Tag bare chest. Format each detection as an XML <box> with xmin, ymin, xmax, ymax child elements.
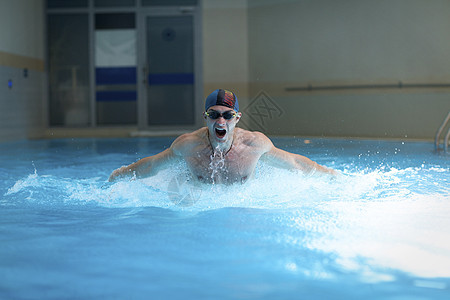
<box><xmin>184</xmin><ymin>146</ymin><xmax>260</xmax><ymax>184</ymax></box>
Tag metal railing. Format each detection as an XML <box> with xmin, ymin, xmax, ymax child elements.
<box><xmin>285</xmin><ymin>82</ymin><xmax>450</xmax><ymax>92</ymax></box>
<box><xmin>435</xmin><ymin>111</ymin><xmax>450</xmax><ymax>153</ymax></box>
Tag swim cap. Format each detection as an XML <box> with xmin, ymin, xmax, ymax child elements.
<box><xmin>205</xmin><ymin>89</ymin><xmax>239</xmax><ymax>112</ymax></box>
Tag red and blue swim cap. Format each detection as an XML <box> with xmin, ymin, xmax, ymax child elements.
<box><xmin>205</xmin><ymin>89</ymin><xmax>239</xmax><ymax>112</ymax></box>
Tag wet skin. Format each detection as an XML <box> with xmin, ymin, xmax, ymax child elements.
<box><xmin>108</xmin><ymin>105</ymin><xmax>337</xmax><ymax>184</ymax></box>
<box><xmin>181</xmin><ymin>127</ymin><xmax>263</xmax><ymax>184</ymax></box>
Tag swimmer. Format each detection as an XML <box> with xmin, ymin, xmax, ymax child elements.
<box><xmin>109</xmin><ymin>89</ymin><xmax>337</xmax><ymax>184</ymax></box>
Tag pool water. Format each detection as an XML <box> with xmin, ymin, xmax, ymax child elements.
<box><xmin>1</xmin><ymin>137</ymin><xmax>449</xmax><ymax>299</ymax></box>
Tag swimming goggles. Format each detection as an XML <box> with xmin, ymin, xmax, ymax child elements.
<box><xmin>204</xmin><ymin>110</ymin><xmax>237</xmax><ymax>120</ymax></box>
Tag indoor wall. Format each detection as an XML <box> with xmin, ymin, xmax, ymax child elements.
<box><xmin>247</xmin><ymin>0</ymin><xmax>450</xmax><ymax>139</ymax></box>
<box><xmin>1</xmin><ymin>0</ymin><xmax>449</xmax><ymax>141</ymax></box>
<box><xmin>202</xmin><ymin>0</ymin><xmax>250</xmax><ymax>116</ymax></box>
<box><xmin>0</xmin><ymin>0</ymin><xmax>46</xmax><ymax>141</ymax></box>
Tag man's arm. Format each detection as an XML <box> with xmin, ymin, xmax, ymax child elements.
<box><xmin>108</xmin><ymin>147</ymin><xmax>178</xmax><ymax>182</ymax></box>
<box><xmin>262</xmin><ymin>146</ymin><xmax>337</xmax><ymax>175</ymax></box>
<box><xmin>108</xmin><ymin>132</ymin><xmax>196</xmax><ymax>182</ymax></box>
<box><xmin>257</xmin><ymin>134</ymin><xmax>337</xmax><ymax>176</ymax></box>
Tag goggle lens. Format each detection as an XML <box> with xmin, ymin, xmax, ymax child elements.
<box><xmin>205</xmin><ymin>111</ymin><xmax>236</xmax><ymax>120</ymax></box>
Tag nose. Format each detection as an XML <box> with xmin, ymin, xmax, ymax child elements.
<box><xmin>216</xmin><ymin>117</ymin><xmax>226</xmax><ymax>126</ymax></box>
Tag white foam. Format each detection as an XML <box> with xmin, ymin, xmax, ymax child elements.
<box><xmin>5</xmin><ymin>162</ymin><xmax>448</xmax><ymax>211</ymax></box>
<box><xmin>6</xmin><ymin>169</ymin><xmax>39</xmax><ymax>196</ymax></box>
<box><xmin>4</xmin><ymin>163</ymin><xmax>450</xmax><ymax>280</ymax></box>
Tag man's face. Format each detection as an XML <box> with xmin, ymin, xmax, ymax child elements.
<box><xmin>204</xmin><ymin>105</ymin><xmax>241</xmax><ymax>143</ymax></box>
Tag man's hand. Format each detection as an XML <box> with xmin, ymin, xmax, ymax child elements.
<box><xmin>108</xmin><ymin>166</ymin><xmax>132</xmax><ymax>182</ymax></box>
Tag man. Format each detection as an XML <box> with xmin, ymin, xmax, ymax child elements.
<box><xmin>109</xmin><ymin>89</ymin><xmax>336</xmax><ymax>184</ymax></box>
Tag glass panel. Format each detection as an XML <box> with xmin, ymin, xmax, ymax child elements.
<box><xmin>48</xmin><ymin>14</ymin><xmax>90</xmax><ymax>126</ymax></box>
<box><xmin>94</xmin><ymin>0</ymin><xmax>136</xmax><ymax>7</ymax></box>
<box><xmin>95</xmin><ymin>13</ymin><xmax>137</xmax><ymax>125</ymax></box>
<box><xmin>47</xmin><ymin>0</ymin><xmax>88</xmax><ymax>8</ymax></box>
<box><xmin>97</xmin><ymin>102</ymin><xmax>137</xmax><ymax>124</ymax></box>
<box><xmin>146</xmin><ymin>16</ymin><xmax>194</xmax><ymax>126</ymax></box>
<box><xmin>142</xmin><ymin>0</ymin><xmax>197</xmax><ymax>6</ymax></box>
<box><xmin>95</xmin><ymin>13</ymin><xmax>135</xmax><ymax>29</ymax></box>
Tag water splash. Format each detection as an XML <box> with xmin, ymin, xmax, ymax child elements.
<box><xmin>5</xmin><ymin>162</ymin><xmax>448</xmax><ymax>211</ymax></box>
<box><xmin>5</xmin><ymin>168</ymin><xmax>39</xmax><ymax>200</ymax></box>
<box><xmin>209</xmin><ymin>145</ymin><xmax>227</xmax><ymax>184</ymax></box>
<box><xmin>3</xmin><ymin>162</ymin><xmax>450</xmax><ymax>281</ymax></box>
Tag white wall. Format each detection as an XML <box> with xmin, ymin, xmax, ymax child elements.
<box><xmin>249</xmin><ymin>0</ymin><xmax>450</xmax><ymax>84</ymax></box>
<box><xmin>0</xmin><ymin>66</ymin><xmax>45</xmax><ymax>140</ymax></box>
<box><xmin>0</xmin><ymin>0</ymin><xmax>44</xmax><ymax>59</ymax></box>
<box><xmin>202</xmin><ymin>0</ymin><xmax>250</xmax><ymax>110</ymax></box>
<box><xmin>0</xmin><ymin>0</ymin><xmax>45</xmax><ymax>141</ymax></box>
<box><xmin>246</xmin><ymin>0</ymin><xmax>450</xmax><ymax>139</ymax></box>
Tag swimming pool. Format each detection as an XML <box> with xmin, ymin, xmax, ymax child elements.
<box><xmin>1</xmin><ymin>137</ymin><xmax>449</xmax><ymax>299</ymax></box>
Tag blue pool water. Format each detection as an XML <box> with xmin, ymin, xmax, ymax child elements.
<box><xmin>1</xmin><ymin>137</ymin><xmax>449</xmax><ymax>299</ymax></box>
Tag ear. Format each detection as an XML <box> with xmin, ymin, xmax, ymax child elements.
<box><xmin>203</xmin><ymin>112</ymin><xmax>207</xmax><ymax>119</ymax></box>
<box><xmin>235</xmin><ymin>112</ymin><xmax>242</xmax><ymax>123</ymax></box>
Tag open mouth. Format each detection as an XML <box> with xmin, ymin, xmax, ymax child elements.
<box><xmin>215</xmin><ymin>128</ymin><xmax>227</xmax><ymax>138</ymax></box>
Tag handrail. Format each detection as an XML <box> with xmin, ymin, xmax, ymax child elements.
<box><xmin>435</xmin><ymin>111</ymin><xmax>450</xmax><ymax>152</ymax></box>
<box><xmin>285</xmin><ymin>82</ymin><xmax>450</xmax><ymax>92</ymax></box>
<box><xmin>445</xmin><ymin>128</ymin><xmax>450</xmax><ymax>153</ymax></box>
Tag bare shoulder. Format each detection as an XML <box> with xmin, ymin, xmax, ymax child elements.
<box><xmin>235</xmin><ymin>128</ymin><xmax>273</xmax><ymax>153</ymax></box>
<box><xmin>171</xmin><ymin>127</ymin><xmax>207</xmax><ymax>156</ymax></box>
